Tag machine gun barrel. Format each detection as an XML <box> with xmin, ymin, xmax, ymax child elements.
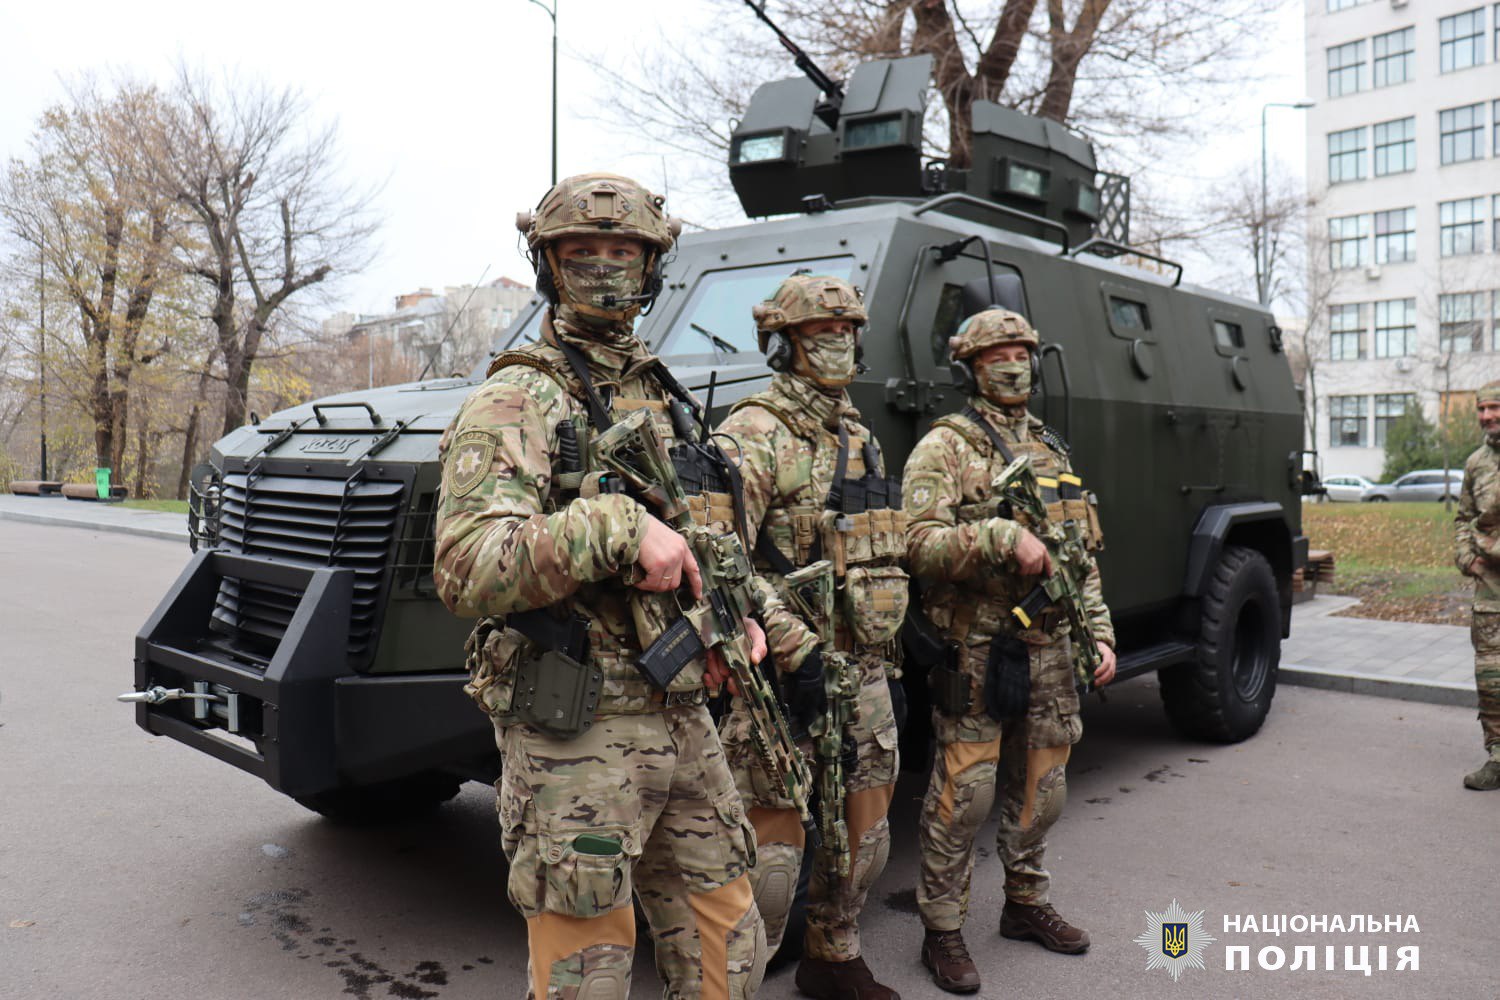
<box><xmin>992</xmin><ymin>455</ymin><xmax>1102</xmax><ymax>693</ymax></box>
<box><xmin>591</xmin><ymin>408</ymin><xmax>818</xmax><ymax>839</ymax></box>
<box><xmin>741</xmin><ymin>0</ymin><xmax>844</xmax><ymax>128</ymax></box>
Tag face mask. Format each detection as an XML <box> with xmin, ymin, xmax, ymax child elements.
<box><xmin>555</xmin><ymin>253</ymin><xmax>647</xmax><ymax>324</ymax></box>
<box><xmin>977</xmin><ymin>358</ymin><xmax>1031</xmax><ymax>402</ymax></box>
<box><xmin>796</xmin><ymin>329</ymin><xmax>858</xmax><ymax>388</ymax></box>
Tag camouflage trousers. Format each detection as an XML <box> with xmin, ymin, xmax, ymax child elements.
<box><xmin>495</xmin><ymin>705</ymin><xmax>767</xmax><ymax>1000</ymax></box>
<box><xmin>1472</xmin><ymin>611</ymin><xmax>1500</xmax><ymax>753</ymax></box>
<box><xmin>917</xmin><ymin>636</ymin><xmax>1082</xmax><ymax>932</ymax></box>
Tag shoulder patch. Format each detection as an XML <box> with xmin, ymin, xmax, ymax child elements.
<box><xmin>906</xmin><ymin>471</ymin><xmax>943</xmax><ymax>515</ymax></box>
<box><xmin>446</xmin><ymin>428</ymin><xmax>497</xmax><ymax>498</ymax></box>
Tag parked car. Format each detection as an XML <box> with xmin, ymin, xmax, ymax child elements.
<box><xmin>1322</xmin><ymin>474</ymin><xmax>1388</xmax><ymax>502</ymax></box>
<box><xmin>1387</xmin><ymin>469</ymin><xmax>1465</xmax><ymax>502</ymax></box>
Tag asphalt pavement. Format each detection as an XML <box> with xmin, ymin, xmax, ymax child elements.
<box><xmin>1</xmin><ymin>518</ymin><xmax>1495</xmax><ymax>999</ymax></box>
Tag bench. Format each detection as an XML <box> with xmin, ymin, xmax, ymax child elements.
<box><xmin>1293</xmin><ymin>549</ymin><xmax>1336</xmax><ymax>601</ymax></box>
<box><xmin>9</xmin><ymin>480</ymin><xmax>64</xmax><ymax>496</ymax></box>
<box><xmin>61</xmin><ymin>483</ymin><xmax>129</xmax><ymax>502</ymax></box>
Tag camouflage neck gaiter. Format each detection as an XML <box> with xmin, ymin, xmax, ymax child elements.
<box><xmin>795</xmin><ymin>329</ymin><xmax>858</xmax><ymax>391</ymax></box>
<box><xmin>554</xmin><ymin>253</ymin><xmax>648</xmax><ymax>332</ymax></box>
<box><xmin>977</xmin><ymin>358</ymin><xmax>1031</xmax><ymax>404</ymax></box>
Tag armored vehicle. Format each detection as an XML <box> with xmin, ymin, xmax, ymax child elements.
<box><xmin>127</xmin><ymin>50</ymin><xmax>1312</xmax><ymax>824</ymax></box>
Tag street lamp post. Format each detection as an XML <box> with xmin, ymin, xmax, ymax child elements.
<box><xmin>527</xmin><ymin>0</ymin><xmax>559</xmax><ymax>186</ymax></box>
<box><xmin>38</xmin><ymin>250</ymin><xmax>47</xmax><ymax>481</ymax></box>
<box><xmin>1260</xmin><ymin>100</ymin><xmax>1315</xmax><ymax>306</ymax></box>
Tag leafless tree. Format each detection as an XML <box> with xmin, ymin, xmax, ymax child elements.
<box><xmin>143</xmin><ymin>64</ymin><xmax>380</xmax><ymax>437</ymax></box>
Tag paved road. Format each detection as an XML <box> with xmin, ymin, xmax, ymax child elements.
<box><xmin>0</xmin><ymin>520</ymin><xmax>1491</xmax><ymax>999</ymax></box>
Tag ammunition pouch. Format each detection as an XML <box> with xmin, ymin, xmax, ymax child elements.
<box><xmin>984</xmin><ymin>634</ymin><xmax>1031</xmax><ymax>722</ymax></box>
<box><xmin>841</xmin><ymin>563</ymin><xmax>909</xmax><ymax>646</ymax></box>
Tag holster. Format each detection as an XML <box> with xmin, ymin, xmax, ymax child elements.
<box><xmin>507</xmin><ymin>608</ymin><xmax>601</xmax><ymax>739</ymax></box>
<box><xmin>984</xmin><ymin>634</ymin><xmax>1031</xmax><ymax>722</ymax></box>
<box><xmin>928</xmin><ymin>656</ymin><xmax>972</xmax><ymax>717</ymax></box>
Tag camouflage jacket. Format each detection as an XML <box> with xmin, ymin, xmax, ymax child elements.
<box><xmin>433</xmin><ymin>313</ymin><xmax>802</xmax><ymax>715</ymax></box>
<box><xmin>1455</xmin><ymin>441</ymin><xmax>1500</xmax><ymax>612</ymax></box>
<box><xmin>716</xmin><ymin>373</ymin><xmax>906</xmax><ymax>667</ymax></box>
<box><xmin>902</xmin><ymin>397</ymin><xmax>1114</xmax><ymax>649</ymax></box>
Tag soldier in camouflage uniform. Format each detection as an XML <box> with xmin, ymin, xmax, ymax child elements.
<box><xmin>434</xmin><ymin>173</ymin><xmax>786</xmax><ymax>999</ymax></box>
<box><xmin>717</xmin><ymin>274</ymin><xmax>907</xmax><ymax>999</ymax></box>
<box><xmin>901</xmin><ymin>308</ymin><xmax>1116</xmax><ymax>994</ymax></box>
<box><xmin>1455</xmin><ymin>380</ymin><xmax>1500</xmax><ymax>790</ymax></box>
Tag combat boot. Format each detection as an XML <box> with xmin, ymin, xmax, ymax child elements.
<box><xmin>1463</xmin><ymin>757</ymin><xmax>1500</xmax><ymax>790</ymax></box>
<box><xmin>999</xmin><ymin>900</ymin><xmax>1091</xmax><ymax>954</ymax></box>
<box><xmin>795</xmin><ymin>955</ymin><xmax>900</xmax><ymax>1000</ymax></box>
<box><xmin>921</xmin><ymin>929</ymin><xmax>980</xmax><ymax>994</ymax></box>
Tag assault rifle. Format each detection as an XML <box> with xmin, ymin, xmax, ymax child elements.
<box><xmin>781</xmin><ymin>559</ymin><xmax>860</xmax><ymax>879</ymax></box>
<box><xmin>992</xmin><ymin>455</ymin><xmax>1102</xmax><ymax>693</ymax></box>
<box><xmin>590</xmin><ymin>407</ymin><xmax>818</xmax><ymax>840</ymax></box>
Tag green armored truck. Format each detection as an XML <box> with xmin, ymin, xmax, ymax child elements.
<box><xmin>127</xmin><ymin>51</ymin><xmax>1313</xmax><ymax>822</ymax></box>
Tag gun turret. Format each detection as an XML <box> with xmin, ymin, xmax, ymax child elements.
<box><xmin>742</xmin><ymin>0</ymin><xmax>843</xmax><ymax>129</ymax></box>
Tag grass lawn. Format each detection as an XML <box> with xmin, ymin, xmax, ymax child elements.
<box><xmin>1301</xmin><ymin>501</ymin><xmax>1471</xmax><ymax>624</ymax></box>
<box><xmin>122</xmin><ymin>499</ymin><xmax>190</xmax><ymax>515</ymax></box>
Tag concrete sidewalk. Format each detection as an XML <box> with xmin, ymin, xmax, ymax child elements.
<box><xmin>0</xmin><ymin>494</ymin><xmax>189</xmax><ymax>544</ymax></box>
<box><xmin>1281</xmin><ymin>593</ymin><xmax>1477</xmax><ymax>708</ymax></box>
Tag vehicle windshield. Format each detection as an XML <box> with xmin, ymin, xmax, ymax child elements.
<box><xmin>656</xmin><ymin>257</ymin><xmax>856</xmax><ymax>360</ymax></box>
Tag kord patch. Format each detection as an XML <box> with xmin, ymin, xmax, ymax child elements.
<box><xmin>446</xmin><ymin>429</ymin><xmax>497</xmax><ymax>498</ymax></box>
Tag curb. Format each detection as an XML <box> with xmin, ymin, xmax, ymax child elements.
<box><xmin>1280</xmin><ymin>662</ymin><xmax>1477</xmax><ymax>709</ymax></box>
<box><xmin>0</xmin><ymin>506</ymin><xmax>189</xmax><ymax>544</ymax></box>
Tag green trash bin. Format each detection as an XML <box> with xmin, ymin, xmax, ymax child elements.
<box><xmin>95</xmin><ymin>467</ymin><xmax>111</xmax><ymax>500</ymax></box>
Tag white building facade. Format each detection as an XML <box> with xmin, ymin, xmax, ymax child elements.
<box><xmin>1307</xmin><ymin>0</ymin><xmax>1500</xmax><ymax>479</ymax></box>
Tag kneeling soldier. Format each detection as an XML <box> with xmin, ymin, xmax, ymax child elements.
<box><xmin>902</xmin><ymin>308</ymin><xmax>1117</xmax><ymax>994</ymax></box>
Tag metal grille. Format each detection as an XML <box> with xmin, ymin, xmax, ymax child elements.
<box><xmin>1096</xmin><ymin>171</ymin><xmax>1130</xmax><ymax>245</ymax></box>
<box><xmin>212</xmin><ymin>472</ymin><xmax>406</xmax><ymax>664</ymax></box>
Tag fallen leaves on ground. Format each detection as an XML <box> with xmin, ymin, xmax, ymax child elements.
<box><xmin>1303</xmin><ymin>502</ymin><xmax>1470</xmax><ymax>624</ymax></box>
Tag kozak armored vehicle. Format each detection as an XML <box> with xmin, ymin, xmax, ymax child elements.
<box><xmin>127</xmin><ymin>50</ymin><xmax>1312</xmax><ymax>822</ymax></box>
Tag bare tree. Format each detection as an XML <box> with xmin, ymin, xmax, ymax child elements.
<box><xmin>0</xmin><ymin>81</ymin><xmax>183</xmax><ymax>472</ymax></box>
<box><xmin>144</xmin><ymin>65</ymin><xmax>379</xmax><ymax>437</ymax></box>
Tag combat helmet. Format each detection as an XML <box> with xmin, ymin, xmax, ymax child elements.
<box><xmin>949</xmin><ymin>307</ymin><xmax>1041</xmax><ymax>398</ymax></box>
<box><xmin>751</xmin><ymin>272</ymin><xmax>867</xmax><ymax>378</ymax></box>
<box><xmin>515</xmin><ymin>172</ymin><xmax>682</xmax><ymax>322</ymax></box>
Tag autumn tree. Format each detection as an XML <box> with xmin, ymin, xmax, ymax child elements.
<box><xmin>143</xmin><ymin>66</ymin><xmax>378</xmax><ymax>437</ymax></box>
<box><xmin>0</xmin><ymin>82</ymin><xmax>184</xmax><ymax>473</ymax></box>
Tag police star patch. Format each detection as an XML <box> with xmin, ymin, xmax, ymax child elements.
<box><xmin>907</xmin><ymin>472</ymin><xmax>941</xmax><ymax>513</ymax></box>
<box><xmin>446</xmin><ymin>429</ymin><xmax>496</xmax><ymax>498</ymax></box>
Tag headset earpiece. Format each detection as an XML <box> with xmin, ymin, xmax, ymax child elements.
<box><xmin>766</xmin><ymin>331</ymin><xmax>794</xmax><ymax>372</ymax></box>
<box><xmin>950</xmin><ymin>358</ymin><xmax>976</xmax><ymax>395</ymax></box>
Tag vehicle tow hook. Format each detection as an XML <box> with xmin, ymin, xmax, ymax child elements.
<box><xmin>118</xmin><ymin>685</ymin><xmax>225</xmax><ymax>706</ymax></box>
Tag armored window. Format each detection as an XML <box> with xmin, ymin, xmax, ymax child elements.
<box><xmin>1441</xmin><ymin>8</ymin><xmax>1486</xmax><ymax>73</ymax></box>
<box><xmin>1373</xmin><ymin>208</ymin><xmax>1416</xmax><ymax>264</ymax></box>
<box><xmin>656</xmin><ymin>256</ymin><xmax>856</xmax><ymax>358</ymax></box>
<box><xmin>1328</xmin><ymin>127</ymin><xmax>1367</xmax><ymax>183</ymax></box>
<box><xmin>1329</xmin><ymin>303</ymin><xmax>1367</xmax><ymax>360</ymax></box>
<box><xmin>1373</xmin><ymin>27</ymin><xmax>1416</xmax><ymax>86</ymax></box>
<box><xmin>1329</xmin><ymin>214</ymin><xmax>1370</xmax><ymax>269</ymax></box>
<box><xmin>1440</xmin><ymin>292</ymin><xmax>1486</xmax><ymax>352</ymax></box>
<box><xmin>930</xmin><ymin>283</ymin><xmax>967</xmax><ymax>364</ymax></box>
<box><xmin>1213</xmin><ymin>319</ymin><xmax>1244</xmax><ymax>351</ymax></box>
<box><xmin>1440</xmin><ymin>197</ymin><xmax>1485</xmax><ymax>256</ymax></box>
<box><xmin>1440</xmin><ymin>103</ymin><xmax>1485</xmax><ymax>164</ymax></box>
<box><xmin>1372</xmin><ymin>117</ymin><xmax>1416</xmax><ymax>175</ymax></box>
<box><xmin>1109</xmin><ymin>297</ymin><xmax>1150</xmax><ymax>333</ymax></box>
<box><xmin>1373</xmin><ymin>299</ymin><xmax>1416</xmax><ymax>358</ymax></box>
<box><xmin>1327</xmin><ymin>40</ymin><xmax>1368</xmax><ymax>97</ymax></box>
<box><xmin>1330</xmin><ymin>395</ymin><xmax>1368</xmax><ymax>447</ymax></box>
<box><xmin>1374</xmin><ymin>393</ymin><xmax>1416</xmax><ymax>446</ymax></box>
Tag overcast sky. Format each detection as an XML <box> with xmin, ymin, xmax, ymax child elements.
<box><xmin>0</xmin><ymin>0</ymin><xmax>1308</xmax><ymax>318</ymax></box>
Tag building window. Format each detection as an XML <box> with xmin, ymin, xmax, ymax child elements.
<box><xmin>1373</xmin><ymin>27</ymin><xmax>1416</xmax><ymax>86</ymax></box>
<box><xmin>1330</xmin><ymin>214</ymin><xmax>1370</xmax><ymax>269</ymax></box>
<box><xmin>1373</xmin><ymin>117</ymin><xmax>1417</xmax><ymax>175</ymax></box>
<box><xmin>1328</xmin><ymin>127</ymin><xmax>1367</xmax><ymax>183</ymax></box>
<box><xmin>1373</xmin><ymin>298</ymin><xmax>1417</xmax><ymax>358</ymax></box>
<box><xmin>1328</xmin><ymin>40</ymin><xmax>1367</xmax><ymax>97</ymax></box>
<box><xmin>1441</xmin><ymin>8</ymin><xmax>1486</xmax><ymax>73</ymax></box>
<box><xmin>1374</xmin><ymin>208</ymin><xmax>1416</xmax><ymax>263</ymax></box>
<box><xmin>1331</xmin><ymin>395</ymin><xmax>1367</xmax><ymax>447</ymax></box>
<box><xmin>1374</xmin><ymin>393</ymin><xmax>1416</xmax><ymax>446</ymax></box>
<box><xmin>1440</xmin><ymin>292</ymin><xmax>1486</xmax><ymax>352</ymax></box>
<box><xmin>1494</xmin><ymin>99</ymin><xmax>1500</xmax><ymax>156</ymax></box>
<box><xmin>1441</xmin><ymin>197</ymin><xmax>1486</xmax><ymax>256</ymax></box>
<box><xmin>1440</xmin><ymin>103</ymin><xmax>1486</xmax><ymax>164</ymax></box>
<box><xmin>1330</xmin><ymin>303</ymin><xmax>1367</xmax><ymax>360</ymax></box>
<box><xmin>1494</xmin><ymin>194</ymin><xmax>1500</xmax><ymax>251</ymax></box>
<box><xmin>1327</xmin><ymin>0</ymin><xmax>1369</xmax><ymax>9</ymax></box>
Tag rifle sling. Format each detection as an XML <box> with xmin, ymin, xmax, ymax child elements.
<box><xmin>960</xmin><ymin>406</ymin><xmax>1016</xmax><ymax>463</ymax></box>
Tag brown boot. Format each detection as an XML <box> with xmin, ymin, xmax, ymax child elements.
<box><xmin>795</xmin><ymin>955</ymin><xmax>900</xmax><ymax>1000</ymax></box>
<box><xmin>999</xmin><ymin>901</ymin><xmax>1091</xmax><ymax>954</ymax></box>
<box><xmin>921</xmin><ymin>929</ymin><xmax>981</xmax><ymax>994</ymax></box>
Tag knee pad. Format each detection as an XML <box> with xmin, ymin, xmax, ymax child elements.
<box><xmin>548</xmin><ymin>942</ymin><xmax>633</xmax><ymax>1000</ymax></box>
<box><xmin>851</xmin><ymin>818</ymin><xmax>891</xmax><ymax>895</ymax></box>
<box><xmin>952</xmin><ymin>763</ymin><xmax>998</xmax><ymax>839</ymax></box>
<box><xmin>729</xmin><ymin>895</ymin><xmax>768</xmax><ymax>1000</ymax></box>
<box><xmin>1027</xmin><ymin>764</ymin><xmax>1068</xmax><ymax>840</ymax></box>
<box><xmin>749</xmin><ymin>842</ymin><xmax>801</xmax><ymax>949</ymax></box>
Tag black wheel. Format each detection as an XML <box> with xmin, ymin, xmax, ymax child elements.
<box><xmin>1365</xmin><ymin>495</ymin><xmax>1388</xmax><ymax>503</ymax></box>
<box><xmin>1160</xmin><ymin>545</ymin><xmax>1280</xmax><ymax>742</ymax></box>
<box><xmin>294</xmin><ymin>771</ymin><xmax>463</xmax><ymax>825</ymax></box>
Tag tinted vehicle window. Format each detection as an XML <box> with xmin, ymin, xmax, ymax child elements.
<box><xmin>657</xmin><ymin>257</ymin><xmax>855</xmax><ymax>358</ymax></box>
<box><xmin>1214</xmin><ymin>319</ymin><xmax>1245</xmax><ymax>350</ymax></box>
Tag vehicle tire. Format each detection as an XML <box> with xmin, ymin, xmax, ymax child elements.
<box><xmin>1364</xmin><ymin>495</ymin><xmax>1388</xmax><ymax>502</ymax></box>
<box><xmin>295</xmin><ymin>771</ymin><xmax>463</xmax><ymax>825</ymax></box>
<box><xmin>1160</xmin><ymin>545</ymin><xmax>1279</xmax><ymax>743</ymax></box>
